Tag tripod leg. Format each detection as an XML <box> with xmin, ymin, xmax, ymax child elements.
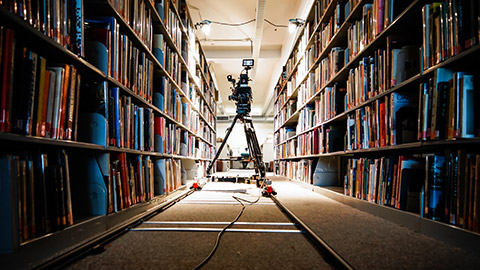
<box><xmin>243</xmin><ymin>118</ymin><xmax>266</xmax><ymax>187</ymax></box>
<box><xmin>206</xmin><ymin>114</ymin><xmax>239</xmax><ymax>176</ymax></box>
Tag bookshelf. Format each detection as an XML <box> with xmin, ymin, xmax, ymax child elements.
<box><xmin>0</xmin><ymin>0</ymin><xmax>217</xmax><ymax>267</ymax></box>
<box><xmin>273</xmin><ymin>0</ymin><xmax>480</xmax><ymax>249</ymax></box>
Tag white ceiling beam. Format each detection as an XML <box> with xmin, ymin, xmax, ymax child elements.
<box><xmin>204</xmin><ymin>48</ymin><xmax>281</xmax><ymax>60</ymax></box>
<box><xmin>250</xmin><ymin>0</ymin><xmax>267</xmax><ymax>81</ymax></box>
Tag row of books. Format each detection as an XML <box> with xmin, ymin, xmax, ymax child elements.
<box><xmin>276</xmin><ymin>0</ymin><xmax>347</xmax><ymax>98</ymax></box>
<box><xmin>312</xmin><ymin>0</ymin><xmax>333</xmax><ymax>29</ymax></box>
<box><xmin>424</xmin><ymin>151</ymin><xmax>480</xmax><ymax>232</ymax></box>
<box><xmin>294</xmin><ymin>128</ymin><xmax>340</xmax><ymax>157</ymax></box>
<box><xmin>274</xmin><ymin>124</ymin><xmax>344</xmax><ymax>159</ymax></box>
<box><xmin>275</xmin><ymin>127</ymin><xmax>296</xmax><ymax>145</ymax></box>
<box><xmin>78</xmin><ymin>80</ymin><xmax>214</xmax><ymax>158</ymax></box>
<box><xmin>184</xmin><ymin>72</ymin><xmax>216</xmax><ymax>129</ymax></box>
<box><xmin>344</xmin><ymin>156</ymin><xmax>424</xmax><ymax>212</ymax></box>
<box><xmin>162</xmin><ymin>0</ymin><xmax>183</xmax><ymax>54</ymax></box>
<box><xmin>275</xmin><ymin>52</ymin><xmax>343</xmax><ymax>130</ymax></box>
<box><xmin>156</xmin><ymin>76</ymin><xmax>214</xmax><ymax>144</ymax></box>
<box><xmin>108</xmin><ymin>0</ymin><xmax>153</xmax><ymax>50</ymax></box>
<box><xmin>0</xmin><ymin>150</ymin><xmax>73</xmax><ymax>252</ymax></box>
<box><xmin>370</xmin><ymin>0</ymin><xmax>412</xmax><ymax>41</ymax></box>
<box><xmin>345</xmin><ymin>44</ymin><xmax>418</xmax><ymax>109</ymax></box>
<box><xmin>0</xmin><ymin>0</ymin><xmax>84</xmax><ymax>56</ymax></box>
<box><xmin>108</xmin><ymin>88</ymin><xmax>155</xmax><ymax>151</ymax></box>
<box><xmin>154</xmin><ymin>2</ymin><xmax>216</xmax><ymax>117</ymax></box>
<box><xmin>276</xmin><ymin>0</ymin><xmax>413</xmax><ymax>117</ymax></box>
<box><xmin>274</xmin><ymin>101</ymin><xmax>296</xmax><ymax>131</ymax></box>
<box><xmin>346</xmin><ymin>91</ymin><xmax>417</xmax><ymax>150</ymax></box>
<box><xmin>277</xmin><ymin>159</ymin><xmax>314</xmax><ymax>184</ymax></box>
<box><xmin>315</xmin><ymin>3</ymin><xmax>344</xmax><ymax>53</ymax></box>
<box><xmin>418</xmin><ymin>68</ymin><xmax>476</xmax><ymax>141</ymax></box>
<box><xmin>421</xmin><ymin>1</ymin><xmax>480</xmax><ymax>71</ymax></box>
<box><xmin>85</xmin><ymin>17</ymin><xmax>155</xmax><ymax>102</ymax></box>
<box><xmin>108</xmin><ymin>153</ymin><xmax>155</xmax><ymax>213</ymax></box>
<box><xmin>347</xmin><ymin>4</ymin><xmax>375</xmax><ymax>60</ymax></box>
<box><xmin>346</xmin><ymin>1</ymin><xmax>412</xmax><ymax>62</ymax></box>
<box><xmin>315</xmin><ymin>83</ymin><xmax>346</xmax><ymax>125</ymax></box>
<box><xmin>154</xmin><ymin>116</ymin><xmax>214</xmax><ymax>159</ymax></box>
<box><xmin>1</xmin><ymin>28</ymin><xmax>81</xmax><ymax>140</ymax></box>
<box><xmin>344</xmin><ymin>151</ymin><xmax>480</xmax><ymax>233</ymax></box>
<box><xmin>275</xmin><ymin>137</ymin><xmax>297</xmax><ymax>158</ymax></box>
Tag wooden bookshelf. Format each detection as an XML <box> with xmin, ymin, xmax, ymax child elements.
<box><xmin>0</xmin><ymin>0</ymin><xmax>217</xmax><ymax>266</ymax></box>
<box><xmin>274</xmin><ymin>0</ymin><xmax>480</xmax><ymax>245</ymax></box>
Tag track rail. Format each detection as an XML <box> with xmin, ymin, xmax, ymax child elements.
<box><xmin>35</xmin><ymin>188</ymin><xmax>195</xmax><ymax>270</ymax></box>
<box><xmin>270</xmin><ymin>195</ymin><xmax>355</xmax><ymax>270</ymax></box>
<box><xmin>38</xmin><ymin>182</ymin><xmax>354</xmax><ymax>270</ymax></box>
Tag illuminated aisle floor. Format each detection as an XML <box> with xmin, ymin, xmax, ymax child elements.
<box><xmin>66</xmin><ymin>180</ymin><xmax>333</xmax><ymax>269</ymax></box>
<box><xmin>66</xmin><ymin>173</ymin><xmax>480</xmax><ymax>269</ymax></box>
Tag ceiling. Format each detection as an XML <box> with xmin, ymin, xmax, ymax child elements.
<box><xmin>187</xmin><ymin>0</ymin><xmax>308</xmax><ymax>117</ymax></box>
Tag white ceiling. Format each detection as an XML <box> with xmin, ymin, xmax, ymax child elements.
<box><xmin>187</xmin><ymin>0</ymin><xmax>306</xmax><ymax>116</ymax></box>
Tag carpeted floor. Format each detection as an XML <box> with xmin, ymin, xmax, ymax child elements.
<box><xmin>65</xmin><ymin>182</ymin><xmax>333</xmax><ymax>269</ymax></box>
<box><xmin>65</xmin><ymin>176</ymin><xmax>480</xmax><ymax>270</ymax></box>
<box><xmin>271</xmin><ymin>178</ymin><xmax>480</xmax><ymax>270</ymax></box>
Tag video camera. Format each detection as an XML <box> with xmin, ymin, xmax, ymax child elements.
<box><xmin>227</xmin><ymin>59</ymin><xmax>254</xmax><ymax>115</ymax></box>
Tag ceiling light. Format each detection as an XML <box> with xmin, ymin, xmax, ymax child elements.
<box><xmin>288</xmin><ymin>18</ymin><xmax>305</xmax><ymax>33</ymax></box>
<box><xmin>195</xmin><ymin>20</ymin><xmax>211</xmax><ymax>35</ymax></box>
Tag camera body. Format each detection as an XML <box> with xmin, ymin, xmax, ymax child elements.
<box><xmin>228</xmin><ymin>59</ymin><xmax>254</xmax><ymax>115</ymax></box>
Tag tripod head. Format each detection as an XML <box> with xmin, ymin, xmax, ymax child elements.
<box><xmin>227</xmin><ymin>59</ymin><xmax>254</xmax><ymax>116</ymax></box>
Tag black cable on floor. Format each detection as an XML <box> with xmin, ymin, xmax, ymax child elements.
<box><xmin>192</xmin><ymin>185</ymin><xmax>264</xmax><ymax>270</ymax></box>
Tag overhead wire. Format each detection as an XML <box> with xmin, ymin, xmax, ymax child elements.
<box><xmin>199</xmin><ymin>19</ymin><xmax>288</xmax><ymax>28</ymax></box>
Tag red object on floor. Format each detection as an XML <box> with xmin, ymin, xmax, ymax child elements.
<box><xmin>193</xmin><ymin>182</ymin><xmax>199</xmax><ymax>189</ymax></box>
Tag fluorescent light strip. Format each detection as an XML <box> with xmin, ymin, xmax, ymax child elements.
<box><xmin>142</xmin><ymin>221</ymin><xmax>296</xmax><ymax>226</ymax></box>
<box><xmin>130</xmin><ymin>228</ymin><xmax>304</xmax><ymax>233</ymax></box>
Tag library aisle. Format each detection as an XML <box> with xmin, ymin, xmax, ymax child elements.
<box><xmin>65</xmin><ymin>182</ymin><xmax>333</xmax><ymax>269</ymax></box>
<box><xmin>64</xmin><ymin>178</ymin><xmax>480</xmax><ymax>269</ymax></box>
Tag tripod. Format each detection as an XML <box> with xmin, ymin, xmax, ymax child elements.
<box><xmin>206</xmin><ymin>113</ymin><xmax>266</xmax><ymax>187</ymax></box>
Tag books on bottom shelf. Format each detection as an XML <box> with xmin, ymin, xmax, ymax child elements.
<box><xmin>344</xmin><ymin>152</ymin><xmax>480</xmax><ymax>233</ymax></box>
<box><xmin>277</xmin><ymin>159</ymin><xmax>314</xmax><ymax>184</ymax></box>
<box><xmin>0</xmin><ymin>150</ymin><xmax>73</xmax><ymax>252</ymax></box>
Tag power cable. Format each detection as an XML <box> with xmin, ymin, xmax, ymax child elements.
<box><xmin>209</xmin><ymin>19</ymin><xmax>256</xmax><ymax>26</ymax></box>
<box><xmin>192</xmin><ymin>182</ymin><xmax>266</xmax><ymax>269</ymax></box>
<box><xmin>201</xmin><ymin>19</ymin><xmax>288</xmax><ymax>28</ymax></box>
<box><xmin>264</xmin><ymin>19</ymin><xmax>288</xmax><ymax>28</ymax></box>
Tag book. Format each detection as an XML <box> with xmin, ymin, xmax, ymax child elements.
<box><xmin>397</xmin><ymin>157</ymin><xmax>424</xmax><ymax>212</ymax></box>
<box><xmin>458</xmin><ymin>74</ymin><xmax>474</xmax><ymax>138</ymax></box>
<box><xmin>84</xmin><ymin>20</ymin><xmax>109</xmax><ymax>75</ymax></box>
<box><xmin>153</xmin><ymin>159</ymin><xmax>166</xmax><ymax>195</ymax></box>
<box><xmin>389</xmin><ymin>91</ymin><xmax>417</xmax><ymax>145</ymax></box>
<box><xmin>0</xmin><ymin>156</ymin><xmax>19</xmax><ymax>252</ymax></box>
<box><xmin>426</xmin><ymin>155</ymin><xmax>446</xmax><ymax>221</ymax></box>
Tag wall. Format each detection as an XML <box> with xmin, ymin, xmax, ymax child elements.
<box><xmin>216</xmin><ymin>121</ymin><xmax>274</xmax><ymax>161</ymax></box>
